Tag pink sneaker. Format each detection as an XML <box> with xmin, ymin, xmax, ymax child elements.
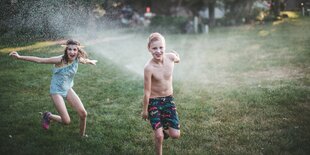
<box><xmin>42</xmin><ymin>112</ymin><xmax>51</xmax><ymax>130</ymax></box>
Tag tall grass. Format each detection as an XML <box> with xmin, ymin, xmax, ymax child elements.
<box><xmin>0</xmin><ymin>18</ymin><xmax>309</xmax><ymax>154</ymax></box>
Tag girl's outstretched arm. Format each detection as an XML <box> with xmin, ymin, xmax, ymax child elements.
<box><xmin>9</xmin><ymin>51</ymin><xmax>62</xmax><ymax>64</ymax></box>
<box><xmin>79</xmin><ymin>57</ymin><xmax>98</xmax><ymax>65</ymax></box>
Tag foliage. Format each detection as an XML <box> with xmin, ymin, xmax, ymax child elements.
<box><xmin>149</xmin><ymin>16</ymin><xmax>188</xmax><ymax>33</ymax></box>
<box><xmin>0</xmin><ymin>0</ymin><xmax>93</xmax><ymax>38</ymax></box>
<box><xmin>0</xmin><ymin>0</ymin><xmax>283</xmax><ymax>37</ymax></box>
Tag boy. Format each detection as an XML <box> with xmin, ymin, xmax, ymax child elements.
<box><xmin>141</xmin><ymin>33</ymin><xmax>181</xmax><ymax>155</ymax></box>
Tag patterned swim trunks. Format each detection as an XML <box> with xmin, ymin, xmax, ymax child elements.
<box><xmin>148</xmin><ymin>95</ymin><xmax>180</xmax><ymax>130</ymax></box>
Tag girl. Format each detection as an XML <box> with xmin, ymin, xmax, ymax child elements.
<box><xmin>9</xmin><ymin>39</ymin><xmax>97</xmax><ymax>137</ymax></box>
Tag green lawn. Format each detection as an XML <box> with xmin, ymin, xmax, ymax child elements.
<box><xmin>0</xmin><ymin>17</ymin><xmax>309</xmax><ymax>155</ymax></box>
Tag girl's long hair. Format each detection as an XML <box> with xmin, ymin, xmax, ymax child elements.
<box><xmin>63</xmin><ymin>39</ymin><xmax>88</xmax><ymax>63</ymax></box>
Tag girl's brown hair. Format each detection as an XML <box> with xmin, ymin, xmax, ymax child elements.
<box><xmin>63</xmin><ymin>39</ymin><xmax>88</xmax><ymax>63</ymax></box>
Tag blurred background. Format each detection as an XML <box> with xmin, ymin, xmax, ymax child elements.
<box><xmin>1</xmin><ymin>0</ymin><xmax>310</xmax><ymax>40</ymax></box>
<box><xmin>0</xmin><ymin>1</ymin><xmax>310</xmax><ymax>155</ymax></box>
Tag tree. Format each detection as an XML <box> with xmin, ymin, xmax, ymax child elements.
<box><xmin>206</xmin><ymin>0</ymin><xmax>216</xmax><ymax>27</ymax></box>
<box><xmin>224</xmin><ymin>0</ymin><xmax>257</xmax><ymax>24</ymax></box>
<box><xmin>270</xmin><ymin>0</ymin><xmax>281</xmax><ymax>18</ymax></box>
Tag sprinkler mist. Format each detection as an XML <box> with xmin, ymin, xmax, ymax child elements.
<box><xmin>6</xmin><ymin>1</ymin><xmax>240</xmax><ymax>91</ymax></box>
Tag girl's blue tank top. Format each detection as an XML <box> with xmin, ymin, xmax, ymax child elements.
<box><xmin>50</xmin><ymin>58</ymin><xmax>78</xmax><ymax>97</ymax></box>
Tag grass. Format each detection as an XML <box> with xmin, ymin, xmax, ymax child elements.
<box><xmin>0</xmin><ymin>17</ymin><xmax>310</xmax><ymax>155</ymax></box>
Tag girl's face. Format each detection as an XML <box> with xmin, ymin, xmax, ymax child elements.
<box><xmin>148</xmin><ymin>40</ymin><xmax>165</xmax><ymax>61</ymax></box>
<box><xmin>66</xmin><ymin>45</ymin><xmax>78</xmax><ymax>61</ymax></box>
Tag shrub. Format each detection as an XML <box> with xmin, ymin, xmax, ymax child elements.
<box><xmin>149</xmin><ymin>16</ymin><xmax>188</xmax><ymax>33</ymax></box>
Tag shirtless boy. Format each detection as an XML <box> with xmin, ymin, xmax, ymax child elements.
<box><xmin>141</xmin><ymin>32</ymin><xmax>181</xmax><ymax>155</ymax></box>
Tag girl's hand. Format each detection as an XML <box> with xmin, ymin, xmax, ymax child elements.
<box><xmin>89</xmin><ymin>60</ymin><xmax>98</xmax><ymax>65</ymax></box>
<box><xmin>9</xmin><ymin>51</ymin><xmax>20</xmax><ymax>59</ymax></box>
<box><xmin>79</xmin><ymin>58</ymin><xmax>98</xmax><ymax>65</ymax></box>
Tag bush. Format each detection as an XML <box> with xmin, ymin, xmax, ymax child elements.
<box><xmin>149</xmin><ymin>16</ymin><xmax>188</xmax><ymax>33</ymax></box>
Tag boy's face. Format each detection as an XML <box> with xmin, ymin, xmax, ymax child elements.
<box><xmin>148</xmin><ymin>40</ymin><xmax>165</xmax><ymax>60</ymax></box>
<box><xmin>66</xmin><ymin>45</ymin><xmax>78</xmax><ymax>61</ymax></box>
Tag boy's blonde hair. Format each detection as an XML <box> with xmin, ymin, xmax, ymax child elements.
<box><xmin>147</xmin><ymin>32</ymin><xmax>165</xmax><ymax>48</ymax></box>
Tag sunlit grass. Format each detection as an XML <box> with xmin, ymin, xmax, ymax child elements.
<box><xmin>0</xmin><ymin>18</ymin><xmax>309</xmax><ymax>154</ymax></box>
<box><xmin>0</xmin><ymin>40</ymin><xmax>65</xmax><ymax>53</ymax></box>
<box><xmin>280</xmin><ymin>11</ymin><xmax>300</xmax><ymax>18</ymax></box>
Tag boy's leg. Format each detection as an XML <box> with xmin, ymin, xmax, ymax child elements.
<box><xmin>163</xmin><ymin>99</ymin><xmax>181</xmax><ymax>139</ymax></box>
<box><xmin>66</xmin><ymin>88</ymin><xmax>87</xmax><ymax>136</ymax></box>
<box><xmin>154</xmin><ymin>127</ymin><xmax>164</xmax><ymax>155</ymax></box>
<box><xmin>50</xmin><ymin>94</ymin><xmax>71</xmax><ymax>124</ymax></box>
<box><xmin>166</xmin><ymin>127</ymin><xmax>180</xmax><ymax>139</ymax></box>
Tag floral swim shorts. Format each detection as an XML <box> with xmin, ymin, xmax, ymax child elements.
<box><xmin>148</xmin><ymin>95</ymin><xmax>180</xmax><ymax>130</ymax></box>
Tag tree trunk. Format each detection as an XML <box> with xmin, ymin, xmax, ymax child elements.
<box><xmin>208</xmin><ymin>0</ymin><xmax>216</xmax><ymax>27</ymax></box>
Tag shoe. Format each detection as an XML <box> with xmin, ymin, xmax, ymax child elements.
<box><xmin>42</xmin><ymin>112</ymin><xmax>51</xmax><ymax>130</ymax></box>
<box><xmin>163</xmin><ymin>130</ymin><xmax>169</xmax><ymax>140</ymax></box>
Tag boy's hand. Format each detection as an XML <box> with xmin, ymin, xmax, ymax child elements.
<box><xmin>170</xmin><ymin>50</ymin><xmax>179</xmax><ymax>56</ymax></box>
<box><xmin>170</xmin><ymin>50</ymin><xmax>180</xmax><ymax>63</ymax></box>
<box><xmin>141</xmin><ymin>111</ymin><xmax>148</xmax><ymax>121</ymax></box>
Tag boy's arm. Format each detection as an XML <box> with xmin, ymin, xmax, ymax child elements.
<box><xmin>9</xmin><ymin>51</ymin><xmax>62</xmax><ymax>64</ymax></box>
<box><xmin>79</xmin><ymin>57</ymin><xmax>98</xmax><ymax>65</ymax></box>
<box><xmin>170</xmin><ymin>50</ymin><xmax>180</xmax><ymax>63</ymax></box>
<box><xmin>142</xmin><ymin>66</ymin><xmax>152</xmax><ymax>120</ymax></box>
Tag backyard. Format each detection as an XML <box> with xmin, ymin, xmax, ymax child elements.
<box><xmin>0</xmin><ymin>17</ymin><xmax>309</xmax><ymax>154</ymax></box>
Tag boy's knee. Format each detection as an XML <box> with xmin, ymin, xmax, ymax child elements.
<box><xmin>170</xmin><ymin>133</ymin><xmax>181</xmax><ymax>139</ymax></box>
<box><xmin>169</xmin><ymin>130</ymin><xmax>181</xmax><ymax>139</ymax></box>
<box><xmin>155</xmin><ymin>133</ymin><xmax>164</xmax><ymax>142</ymax></box>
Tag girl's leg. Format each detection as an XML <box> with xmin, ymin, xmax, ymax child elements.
<box><xmin>66</xmin><ymin>88</ymin><xmax>87</xmax><ymax>136</ymax></box>
<box><xmin>50</xmin><ymin>94</ymin><xmax>71</xmax><ymax>124</ymax></box>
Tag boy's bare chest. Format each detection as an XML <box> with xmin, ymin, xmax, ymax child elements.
<box><xmin>151</xmin><ymin>63</ymin><xmax>174</xmax><ymax>81</ymax></box>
